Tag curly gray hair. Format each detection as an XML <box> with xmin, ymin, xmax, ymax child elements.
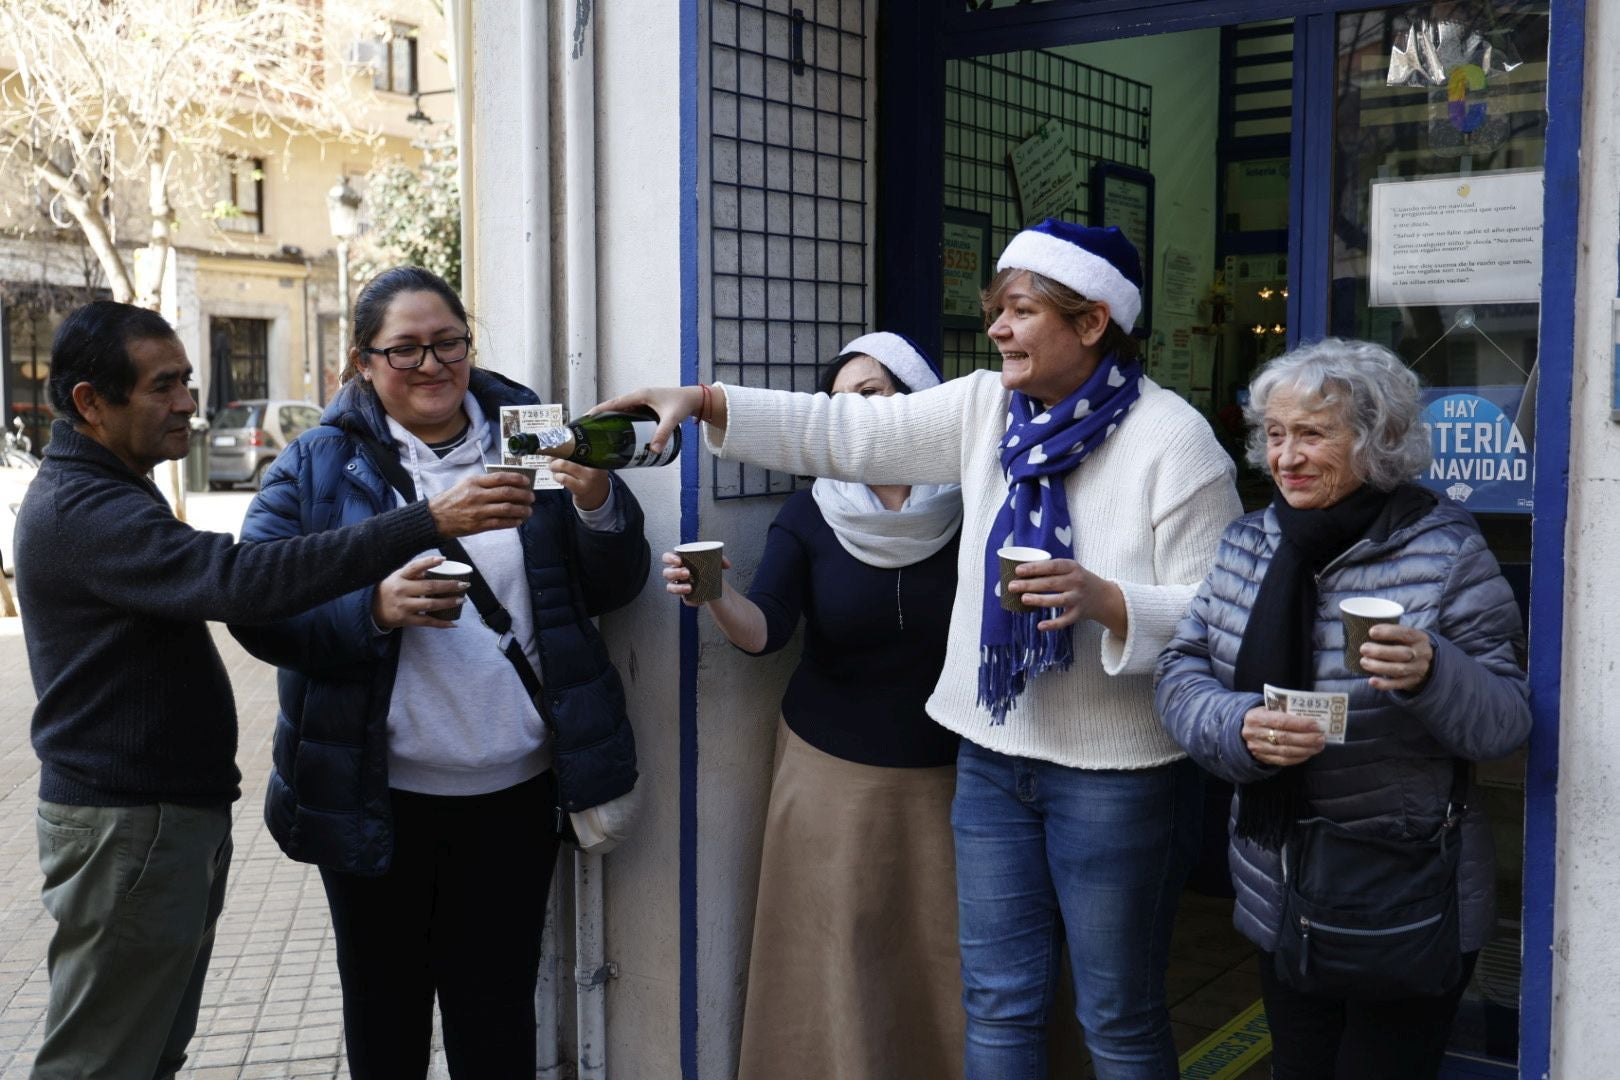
<box><xmin>1243</xmin><ymin>338</ymin><xmax>1432</xmax><ymax>491</ymax></box>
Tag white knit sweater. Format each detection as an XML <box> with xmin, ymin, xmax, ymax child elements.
<box><xmin>709</xmin><ymin>369</ymin><xmax>1242</xmax><ymax>769</ymax></box>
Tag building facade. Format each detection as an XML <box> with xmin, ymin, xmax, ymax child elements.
<box><xmin>405</xmin><ymin>0</ymin><xmax>1616</xmax><ymax>1076</ymax></box>
<box><xmin>0</xmin><ymin>1</ymin><xmax>455</xmax><ymax>464</ymax></box>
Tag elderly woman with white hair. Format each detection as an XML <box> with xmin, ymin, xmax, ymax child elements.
<box><xmin>1156</xmin><ymin>337</ymin><xmax>1532</xmax><ymax>1080</ymax></box>
<box><xmin>661</xmin><ymin>333</ymin><xmax>966</xmax><ymax>1080</ymax></box>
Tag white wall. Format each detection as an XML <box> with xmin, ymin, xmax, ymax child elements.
<box><xmin>466</xmin><ymin>0</ymin><xmax>528</xmax><ymax>385</ymax></box>
<box><xmin>593</xmin><ymin>0</ymin><xmax>689</xmax><ymax>1074</ymax></box>
<box><xmin>471</xmin><ymin>2</ymin><xmax>855</xmax><ymax>1075</ymax></box>
<box><xmin>1548</xmin><ymin>1</ymin><xmax>1620</xmax><ymax>1075</ymax></box>
<box><xmin>468</xmin><ymin>2</ymin><xmax>688</xmax><ymax>1073</ymax></box>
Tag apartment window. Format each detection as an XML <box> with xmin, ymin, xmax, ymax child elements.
<box><xmin>216</xmin><ymin>157</ymin><xmax>264</xmax><ymax>235</ymax></box>
<box><xmin>373</xmin><ymin>23</ymin><xmax>418</xmax><ymax>94</ymax></box>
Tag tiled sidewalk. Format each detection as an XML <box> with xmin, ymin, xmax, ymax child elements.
<box><xmin>0</xmin><ymin>620</ymin><xmax>391</xmax><ymax>1078</ymax></box>
<box><xmin>0</xmin><ymin>492</ymin><xmax>450</xmax><ymax>1078</ymax></box>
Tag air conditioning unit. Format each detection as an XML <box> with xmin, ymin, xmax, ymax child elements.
<box><xmin>345</xmin><ymin>39</ymin><xmax>382</xmax><ymax>68</ymax></box>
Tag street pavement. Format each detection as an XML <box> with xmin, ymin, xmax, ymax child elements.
<box><xmin>0</xmin><ymin>491</ymin><xmax>453</xmax><ymax>1078</ymax></box>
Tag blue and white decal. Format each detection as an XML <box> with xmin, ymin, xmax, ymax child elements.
<box><xmin>1420</xmin><ymin>387</ymin><xmax>1533</xmax><ymax>514</ymax></box>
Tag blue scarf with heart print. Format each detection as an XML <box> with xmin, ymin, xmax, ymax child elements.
<box><xmin>978</xmin><ymin>355</ymin><xmax>1145</xmax><ymax>723</ymax></box>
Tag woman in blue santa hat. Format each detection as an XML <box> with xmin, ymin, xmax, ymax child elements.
<box><xmin>601</xmin><ymin>219</ymin><xmax>1240</xmax><ymax>1078</ymax></box>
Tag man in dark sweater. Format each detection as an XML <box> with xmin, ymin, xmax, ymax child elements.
<box><xmin>15</xmin><ymin>301</ymin><xmax>535</xmax><ymax>1079</ymax></box>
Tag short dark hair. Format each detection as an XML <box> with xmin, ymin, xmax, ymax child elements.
<box><xmin>816</xmin><ymin>353</ymin><xmax>913</xmax><ymax>396</ymax></box>
<box><xmin>343</xmin><ymin>266</ymin><xmax>471</xmax><ymax>382</ymax></box>
<box><xmin>49</xmin><ymin>301</ymin><xmax>178</xmax><ymax>423</ymax></box>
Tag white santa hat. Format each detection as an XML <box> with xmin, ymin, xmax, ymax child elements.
<box><xmin>836</xmin><ymin>331</ymin><xmax>941</xmax><ymax>391</ymax></box>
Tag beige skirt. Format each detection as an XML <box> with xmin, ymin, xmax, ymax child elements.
<box><xmin>737</xmin><ymin>719</ymin><xmax>964</xmax><ymax>1080</ymax></box>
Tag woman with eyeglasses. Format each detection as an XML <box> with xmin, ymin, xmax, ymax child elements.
<box><xmin>229</xmin><ymin>266</ymin><xmax>649</xmax><ymax>1078</ymax></box>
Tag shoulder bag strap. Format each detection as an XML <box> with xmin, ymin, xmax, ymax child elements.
<box><xmin>357</xmin><ymin>432</ymin><xmax>546</xmax><ymax>703</ymax></box>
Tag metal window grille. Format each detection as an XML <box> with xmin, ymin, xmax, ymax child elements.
<box><xmin>211</xmin><ymin>317</ymin><xmax>270</xmax><ymax>402</ymax></box>
<box><xmin>707</xmin><ymin>0</ymin><xmax>870</xmax><ymax>499</ymax></box>
<box><xmin>942</xmin><ymin>51</ymin><xmax>1151</xmax><ymax>378</ymax></box>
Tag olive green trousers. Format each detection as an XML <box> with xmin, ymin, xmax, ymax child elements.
<box><xmin>32</xmin><ymin>800</ymin><xmax>232</xmax><ymax>1080</ymax></box>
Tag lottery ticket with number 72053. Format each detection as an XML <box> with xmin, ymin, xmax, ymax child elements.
<box><xmin>1263</xmin><ymin>684</ymin><xmax>1349</xmax><ymax>745</ymax></box>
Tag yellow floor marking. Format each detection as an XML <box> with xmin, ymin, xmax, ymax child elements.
<box><xmin>1178</xmin><ymin>998</ymin><xmax>1272</xmax><ymax>1080</ymax></box>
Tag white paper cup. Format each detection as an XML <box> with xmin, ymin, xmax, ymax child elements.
<box><xmin>997</xmin><ymin>546</ymin><xmax>1051</xmax><ymax>613</ymax></box>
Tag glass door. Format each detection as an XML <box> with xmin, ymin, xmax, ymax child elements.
<box><xmin>907</xmin><ymin>2</ymin><xmax>1559</xmax><ymax>1074</ymax></box>
<box><xmin>1327</xmin><ymin>4</ymin><xmax>1546</xmax><ymax>1070</ymax></box>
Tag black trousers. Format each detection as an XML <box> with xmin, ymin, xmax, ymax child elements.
<box><xmin>321</xmin><ymin>772</ymin><xmax>561</xmax><ymax>1080</ymax></box>
<box><xmin>1259</xmin><ymin>949</ymin><xmax>1479</xmax><ymax>1080</ymax></box>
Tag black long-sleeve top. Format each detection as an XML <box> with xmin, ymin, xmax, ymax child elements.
<box><xmin>744</xmin><ymin>490</ymin><xmax>960</xmax><ymax>768</ymax></box>
<box><xmin>16</xmin><ymin>421</ymin><xmax>444</xmax><ymax>807</ymax></box>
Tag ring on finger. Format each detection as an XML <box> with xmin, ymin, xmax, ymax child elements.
<box><xmin>1266</xmin><ymin>728</ymin><xmax>1279</xmax><ymax>746</ymax></box>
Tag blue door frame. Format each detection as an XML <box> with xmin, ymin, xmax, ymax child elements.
<box><xmin>874</xmin><ymin>3</ymin><xmax>1585</xmax><ymax>1077</ymax></box>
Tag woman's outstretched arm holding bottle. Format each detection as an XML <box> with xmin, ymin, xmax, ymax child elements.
<box><xmin>596</xmin><ymin>376</ymin><xmax>971</xmax><ymax>487</ymax></box>
<box><xmin>593</xmin><ymin>385</ymin><xmax>728</xmax><ymax>456</ymax></box>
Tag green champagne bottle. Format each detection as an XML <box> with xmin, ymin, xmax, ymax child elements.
<box><xmin>505</xmin><ymin>407</ymin><xmax>681</xmax><ymax>468</ymax></box>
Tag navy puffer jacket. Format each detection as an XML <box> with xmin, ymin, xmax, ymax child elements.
<box><xmin>230</xmin><ymin>369</ymin><xmax>649</xmax><ymax>875</ymax></box>
<box><xmin>1155</xmin><ymin>491</ymin><xmax>1530</xmax><ymax>952</ymax></box>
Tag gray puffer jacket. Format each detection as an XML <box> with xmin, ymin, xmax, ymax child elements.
<box><xmin>1155</xmin><ymin>490</ymin><xmax>1530</xmax><ymax>952</ymax></box>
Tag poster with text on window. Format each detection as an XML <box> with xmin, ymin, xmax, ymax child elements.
<box><xmin>1369</xmin><ymin>169</ymin><xmax>1543</xmax><ymax>307</ymax></box>
<box><xmin>1418</xmin><ymin>386</ymin><xmax>1532</xmax><ymax>514</ymax></box>
<box><xmin>1009</xmin><ymin>120</ymin><xmax>1076</xmax><ymax>228</ymax></box>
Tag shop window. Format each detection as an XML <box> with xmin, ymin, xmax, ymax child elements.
<box><xmin>1328</xmin><ymin>3</ymin><xmax>1549</xmax><ymax>1066</ymax></box>
<box><xmin>6</xmin><ymin>303</ymin><xmax>62</xmax><ymax>453</ymax></box>
<box><xmin>942</xmin><ymin>49</ymin><xmax>1152</xmax><ymax>379</ymax></box>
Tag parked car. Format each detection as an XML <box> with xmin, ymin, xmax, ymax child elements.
<box><xmin>0</xmin><ymin>443</ymin><xmax>40</xmax><ymax>578</ymax></box>
<box><xmin>208</xmin><ymin>399</ymin><xmax>323</xmax><ymax>490</ymax></box>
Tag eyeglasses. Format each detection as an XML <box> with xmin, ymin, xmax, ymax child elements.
<box><xmin>362</xmin><ymin>335</ymin><xmax>472</xmax><ymax>370</ymax></box>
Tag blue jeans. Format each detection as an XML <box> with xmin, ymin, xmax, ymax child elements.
<box><xmin>952</xmin><ymin>740</ymin><xmax>1201</xmax><ymax>1080</ymax></box>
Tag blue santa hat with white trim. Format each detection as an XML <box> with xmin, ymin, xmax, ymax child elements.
<box><xmin>996</xmin><ymin>218</ymin><xmax>1144</xmax><ymax>334</ymax></box>
<box><xmin>836</xmin><ymin>331</ymin><xmax>941</xmax><ymax>391</ymax></box>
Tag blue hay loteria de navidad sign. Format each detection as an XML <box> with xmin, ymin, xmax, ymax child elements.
<box><xmin>1418</xmin><ymin>386</ymin><xmax>1533</xmax><ymax>514</ymax></box>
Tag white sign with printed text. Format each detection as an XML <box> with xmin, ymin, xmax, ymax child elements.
<box><xmin>1368</xmin><ymin>169</ymin><xmax>1543</xmax><ymax>307</ymax></box>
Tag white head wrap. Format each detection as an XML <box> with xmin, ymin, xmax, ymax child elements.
<box><xmin>836</xmin><ymin>332</ymin><xmax>940</xmax><ymax>391</ymax></box>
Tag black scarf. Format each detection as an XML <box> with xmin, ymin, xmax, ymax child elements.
<box><xmin>1231</xmin><ymin>483</ymin><xmax>1395</xmax><ymax>850</ymax></box>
